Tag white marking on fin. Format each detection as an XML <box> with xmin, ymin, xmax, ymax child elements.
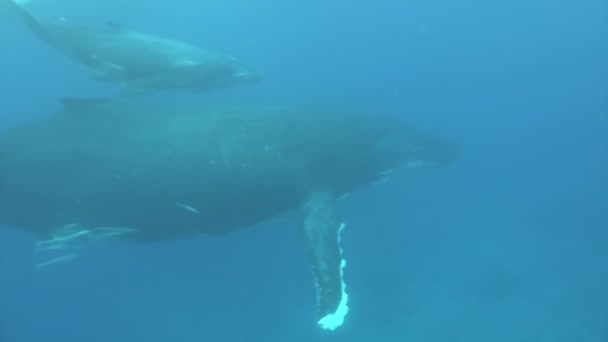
<box><xmin>36</xmin><ymin>225</ymin><xmax>137</xmax><ymax>252</ymax></box>
<box><xmin>36</xmin><ymin>254</ymin><xmax>77</xmax><ymax>269</ymax></box>
<box><xmin>92</xmin><ymin>226</ymin><xmax>138</xmax><ymax>238</ymax></box>
<box><xmin>373</xmin><ymin>177</ymin><xmax>390</xmax><ymax>186</ymax></box>
<box><xmin>36</xmin><ymin>229</ymin><xmax>92</xmax><ymax>251</ymax></box>
<box><xmin>175</xmin><ymin>202</ymin><xmax>200</xmax><ymax>214</ymax></box>
<box><xmin>337</xmin><ymin>192</ymin><xmax>350</xmax><ymax>200</ymax></box>
<box><xmin>317</xmin><ymin>222</ymin><xmax>349</xmax><ymax>331</ymax></box>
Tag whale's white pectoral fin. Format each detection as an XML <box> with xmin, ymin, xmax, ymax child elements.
<box><xmin>299</xmin><ymin>190</ymin><xmax>349</xmax><ymax>331</ymax></box>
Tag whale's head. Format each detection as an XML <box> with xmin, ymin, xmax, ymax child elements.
<box><xmin>315</xmin><ymin>113</ymin><xmax>456</xmax><ymax>195</ymax></box>
<box><xmin>364</xmin><ymin>115</ymin><xmax>457</xmax><ymax>180</ymax></box>
<box><xmin>229</xmin><ymin>60</ymin><xmax>262</xmax><ymax>84</ymax></box>
<box><xmin>191</xmin><ymin>55</ymin><xmax>261</xmax><ymax>91</ymax></box>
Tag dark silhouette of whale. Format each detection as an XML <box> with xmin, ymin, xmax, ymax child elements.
<box><xmin>0</xmin><ymin>0</ymin><xmax>261</xmax><ymax>93</ymax></box>
<box><xmin>0</xmin><ymin>98</ymin><xmax>456</xmax><ymax>330</ymax></box>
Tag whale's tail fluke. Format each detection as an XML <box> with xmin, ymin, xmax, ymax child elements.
<box><xmin>0</xmin><ymin>0</ymin><xmax>47</xmax><ymax>38</ymax></box>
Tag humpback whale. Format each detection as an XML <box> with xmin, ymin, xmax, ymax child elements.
<box><xmin>0</xmin><ymin>0</ymin><xmax>261</xmax><ymax>93</ymax></box>
<box><xmin>0</xmin><ymin>99</ymin><xmax>456</xmax><ymax>330</ymax></box>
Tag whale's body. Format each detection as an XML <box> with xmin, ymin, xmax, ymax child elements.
<box><xmin>0</xmin><ymin>0</ymin><xmax>260</xmax><ymax>92</ymax></box>
<box><xmin>0</xmin><ymin>99</ymin><xmax>455</xmax><ymax>329</ymax></box>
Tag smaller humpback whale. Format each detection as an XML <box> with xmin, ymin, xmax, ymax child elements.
<box><xmin>0</xmin><ymin>0</ymin><xmax>261</xmax><ymax>93</ymax></box>
<box><xmin>0</xmin><ymin>99</ymin><xmax>456</xmax><ymax>330</ymax></box>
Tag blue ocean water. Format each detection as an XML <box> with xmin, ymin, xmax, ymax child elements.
<box><xmin>0</xmin><ymin>0</ymin><xmax>606</xmax><ymax>341</ymax></box>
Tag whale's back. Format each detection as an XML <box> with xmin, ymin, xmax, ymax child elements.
<box><xmin>0</xmin><ymin>101</ymin><xmax>454</xmax><ymax>240</ymax></box>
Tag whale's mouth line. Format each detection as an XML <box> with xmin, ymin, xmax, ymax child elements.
<box><xmin>374</xmin><ymin>159</ymin><xmax>441</xmax><ymax>183</ymax></box>
<box><xmin>235</xmin><ymin>69</ymin><xmax>262</xmax><ymax>83</ymax></box>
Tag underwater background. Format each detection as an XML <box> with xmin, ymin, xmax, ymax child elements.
<box><xmin>0</xmin><ymin>0</ymin><xmax>606</xmax><ymax>341</ymax></box>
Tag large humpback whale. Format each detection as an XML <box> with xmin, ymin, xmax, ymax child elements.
<box><xmin>0</xmin><ymin>99</ymin><xmax>456</xmax><ymax>330</ymax></box>
<box><xmin>0</xmin><ymin>0</ymin><xmax>261</xmax><ymax>93</ymax></box>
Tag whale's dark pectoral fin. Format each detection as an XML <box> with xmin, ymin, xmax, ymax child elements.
<box><xmin>299</xmin><ymin>191</ymin><xmax>349</xmax><ymax>331</ymax></box>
